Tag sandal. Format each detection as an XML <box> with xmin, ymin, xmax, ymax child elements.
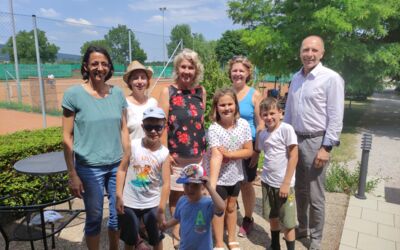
<box><xmin>228</xmin><ymin>241</ymin><xmax>241</xmax><ymax>250</ymax></box>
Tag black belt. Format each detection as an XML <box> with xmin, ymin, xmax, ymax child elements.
<box><xmin>295</xmin><ymin>131</ymin><xmax>325</xmax><ymax>138</ymax></box>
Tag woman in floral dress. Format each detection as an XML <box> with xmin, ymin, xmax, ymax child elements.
<box><xmin>159</xmin><ymin>48</ymin><xmax>206</xmax><ymax>249</ymax></box>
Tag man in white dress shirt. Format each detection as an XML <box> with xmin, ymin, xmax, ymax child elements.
<box><xmin>284</xmin><ymin>35</ymin><xmax>344</xmax><ymax>250</ymax></box>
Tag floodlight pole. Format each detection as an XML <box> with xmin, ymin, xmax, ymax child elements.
<box><xmin>9</xmin><ymin>0</ymin><xmax>22</xmax><ymax>103</ymax></box>
<box><xmin>159</xmin><ymin>7</ymin><xmax>167</xmax><ymax>68</ymax></box>
<box><xmin>128</xmin><ymin>29</ymin><xmax>132</xmax><ymax>63</ymax></box>
<box><xmin>32</xmin><ymin>15</ymin><xmax>47</xmax><ymax>128</ymax></box>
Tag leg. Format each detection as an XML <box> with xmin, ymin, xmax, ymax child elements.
<box><xmin>295</xmin><ymin>138</ymin><xmax>310</xmax><ymax>237</ymax></box>
<box><xmin>269</xmin><ymin>218</ymin><xmax>281</xmax><ymax>250</ymax></box>
<box><xmin>105</xmin><ymin>163</ymin><xmax>120</xmax><ymax>250</ymax></box>
<box><xmin>169</xmin><ymin>190</ymin><xmax>183</xmax><ymax>248</ymax></box>
<box><xmin>76</xmin><ymin>165</ymin><xmax>106</xmax><ymax>250</ymax></box>
<box><xmin>119</xmin><ymin>207</ymin><xmax>141</xmax><ymax>250</ymax></box>
<box><xmin>212</xmin><ymin>200</ymin><xmax>227</xmax><ymax>248</ymax></box>
<box><xmin>226</xmin><ymin>196</ymin><xmax>240</xmax><ymax>249</ymax></box>
<box><xmin>239</xmin><ymin>182</ymin><xmax>255</xmax><ymax>237</ymax></box>
<box><xmin>143</xmin><ymin>207</ymin><xmax>162</xmax><ymax>250</ymax></box>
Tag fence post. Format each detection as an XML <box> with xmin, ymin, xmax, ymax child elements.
<box><xmin>355</xmin><ymin>133</ymin><xmax>373</xmax><ymax>199</ymax></box>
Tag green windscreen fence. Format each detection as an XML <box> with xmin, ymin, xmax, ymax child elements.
<box><xmin>0</xmin><ymin>64</ymin><xmax>174</xmax><ymax>80</ymax></box>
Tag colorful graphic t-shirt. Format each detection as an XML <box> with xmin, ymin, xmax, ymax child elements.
<box><xmin>167</xmin><ymin>85</ymin><xmax>206</xmax><ymax>159</ymax></box>
<box><xmin>174</xmin><ymin>196</ymin><xmax>215</xmax><ymax>250</ymax></box>
<box><xmin>122</xmin><ymin>138</ymin><xmax>169</xmax><ymax>209</ymax></box>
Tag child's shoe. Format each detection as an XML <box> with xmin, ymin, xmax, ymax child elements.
<box><xmin>238</xmin><ymin>216</ymin><xmax>254</xmax><ymax>237</ymax></box>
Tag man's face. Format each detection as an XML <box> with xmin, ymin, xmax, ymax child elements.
<box><xmin>300</xmin><ymin>37</ymin><xmax>324</xmax><ymax>75</ymax></box>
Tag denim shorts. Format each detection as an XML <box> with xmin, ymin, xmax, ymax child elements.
<box><xmin>76</xmin><ymin>161</ymin><xmax>120</xmax><ymax>236</ymax></box>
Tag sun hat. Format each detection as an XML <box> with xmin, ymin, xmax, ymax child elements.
<box><xmin>142</xmin><ymin>107</ymin><xmax>166</xmax><ymax>120</ymax></box>
<box><xmin>123</xmin><ymin>60</ymin><xmax>153</xmax><ymax>84</ymax></box>
<box><xmin>176</xmin><ymin>164</ymin><xmax>207</xmax><ymax>184</ymax></box>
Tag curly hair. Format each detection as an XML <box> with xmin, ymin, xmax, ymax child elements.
<box><xmin>227</xmin><ymin>55</ymin><xmax>253</xmax><ymax>83</ymax></box>
<box><xmin>173</xmin><ymin>48</ymin><xmax>204</xmax><ymax>86</ymax></box>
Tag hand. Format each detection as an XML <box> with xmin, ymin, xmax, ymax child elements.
<box><xmin>116</xmin><ymin>196</ymin><xmax>124</xmax><ymax>214</ymax></box>
<box><xmin>157</xmin><ymin>209</ymin><xmax>166</xmax><ymax>230</ymax></box>
<box><xmin>169</xmin><ymin>154</ymin><xmax>177</xmax><ymax>173</ymax></box>
<box><xmin>68</xmin><ymin>175</ymin><xmax>84</xmax><ymax>199</ymax></box>
<box><xmin>200</xmin><ymin>176</ymin><xmax>211</xmax><ymax>189</ymax></box>
<box><xmin>217</xmin><ymin>147</ymin><xmax>231</xmax><ymax>163</ymax></box>
<box><xmin>248</xmin><ymin>151</ymin><xmax>260</xmax><ymax>168</ymax></box>
<box><xmin>313</xmin><ymin>147</ymin><xmax>330</xmax><ymax>168</ymax></box>
<box><xmin>279</xmin><ymin>183</ymin><xmax>290</xmax><ymax>198</ymax></box>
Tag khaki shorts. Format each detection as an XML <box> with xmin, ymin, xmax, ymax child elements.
<box><xmin>261</xmin><ymin>182</ymin><xmax>297</xmax><ymax>229</ymax></box>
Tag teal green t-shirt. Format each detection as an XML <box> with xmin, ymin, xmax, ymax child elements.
<box><xmin>62</xmin><ymin>84</ymin><xmax>128</xmax><ymax>166</ymax></box>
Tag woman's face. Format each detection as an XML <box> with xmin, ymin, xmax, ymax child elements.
<box><xmin>129</xmin><ymin>70</ymin><xmax>148</xmax><ymax>94</ymax></box>
<box><xmin>177</xmin><ymin>59</ymin><xmax>196</xmax><ymax>86</ymax></box>
<box><xmin>217</xmin><ymin>94</ymin><xmax>236</xmax><ymax>122</ymax></box>
<box><xmin>230</xmin><ymin>62</ymin><xmax>249</xmax><ymax>88</ymax></box>
<box><xmin>86</xmin><ymin>52</ymin><xmax>110</xmax><ymax>83</ymax></box>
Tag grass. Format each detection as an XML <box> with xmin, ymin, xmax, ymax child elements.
<box><xmin>0</xmin><ymin>101</ymin><xmax>62</xmax><ymax>116</ymax></box>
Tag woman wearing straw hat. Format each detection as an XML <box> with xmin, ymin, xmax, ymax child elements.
<box><xmin>159</xmin><ymin>49</ymin><xmax>206</xmax><ymax>249</ymax></box>
<box><xmin>123</xmin><ymin>60</ymin><xmax>158</xmax><ymax>140</ymax></box>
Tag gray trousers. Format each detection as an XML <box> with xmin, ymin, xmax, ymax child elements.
<box><xmin>295</xmin><ymin>136</ymin><xmax>327</xmax><ymax>245</ymax></box>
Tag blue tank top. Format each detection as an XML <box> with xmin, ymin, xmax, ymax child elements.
<box><xmin>239</xmin><ymin>87</ymin><xmax>256</xmax><ymax>140</ymax></box>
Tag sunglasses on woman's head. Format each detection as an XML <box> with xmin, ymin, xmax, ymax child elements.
<box><xmin>143</xmin><ymin>124</ymin><xmax>164</xmax><ymax>132</ymax></box>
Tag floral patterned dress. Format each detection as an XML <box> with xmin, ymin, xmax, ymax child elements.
<box><xmin>167</xmin><ymin>85</ymin><xmax>206</xmax><ymax>190</ymax></box>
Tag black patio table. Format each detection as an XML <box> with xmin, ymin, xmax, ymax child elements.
<box><xmin>0</xmin><ymin>151</ymin><xmax>84</xmax><ymax>250</ymax></box>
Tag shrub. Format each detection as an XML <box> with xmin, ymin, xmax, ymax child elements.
<box><xmin>0</xmin><ymin>127</ymin><xmax>67</xmax><ymax>206</ymax></box>
<box><xmin>325</xmin><ymin>161</ymin><xmax>381</xmax><ymax>194</ymax></box>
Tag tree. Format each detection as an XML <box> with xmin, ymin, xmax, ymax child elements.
<box><xmin>104</xmin><ymin>24</ymin><xmax>147</xmax><ymax>64</ymax></box>
<box><xmin>215</xmin><ymin>30</ymin><xmax>249</xmax><ymax>65</ymax></box>
<box><xmin>167</xmin><ymin>24</ymin><xmax>193</xmax><ymax>57</ymax></box>
<box><xmin>192</xmin><ymin>33</ymin><xmax>217</xmax><ymax>63</ymax></box>
<box><xmin>228</xmin><ymin>0</ymin><xmax>400</xmax><ymax>96</ymax></box>
<box><xmin>80</xmin><ymin>40</ymin><xmax>110</xmax><ymax>56</ymax></box>
<box><xmin>2</xmin><ymin>29</ymin><xmax>59</xmax><ymax>63</ymax></box>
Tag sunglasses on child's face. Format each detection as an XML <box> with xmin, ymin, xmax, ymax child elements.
<box><xmin>143</xmin><ymin>124</ymin><xmax>164</xmax><ymax>132</ymax></box>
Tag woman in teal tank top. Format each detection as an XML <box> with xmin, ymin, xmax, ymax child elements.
<box><xmin>228</xmin><ymin>56</ymin><xmax>263</xmax><ymax>238</ymax></box>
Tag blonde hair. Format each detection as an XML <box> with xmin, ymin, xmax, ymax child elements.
<box><xmin>173</xmin><ymin>48</ymin><xmax>204</xmax><ymax>86</ymax></box>
<box><xmin>227</xmin><ymin>55</ymin><xmax>253</xmax><ymax>83</ymax></box>
<box><xmin>210</xmin><ymin>87</ymin><xmax>240</xmax><ymax>122</ymax></box>
<box><xmin>259</xmin><ymin>97</ymin><xmax>282</xmax><ymax>114</ymax></box>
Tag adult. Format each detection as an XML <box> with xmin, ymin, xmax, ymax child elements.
<box><xmin>159</xmin><ymin>48</ymin><xmax>206</xmax><ymax>249</ymax></box>
<box><xmin>228</xmin><ymin>56</ymin><xmax>263</xmax><ymax>237</ymax></box>
<box><xmin>284</xmin><ymin>35</ymin><xmax>344</xmax><ymax>250</ymax></box>
<box><xmin>123</xmin><ymin>60</ymin><xmax>158</xmax><ymax>140</ymax></box>
<box><xmin>62</xmin><ymin>46</ymin><xmax>130</xmax><ymax>250</ymax></box>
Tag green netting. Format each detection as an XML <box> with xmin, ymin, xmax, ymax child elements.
<box><xmin>0</xmin><ymin>64</ymin><xmax>174</xmax><ymax>80</ymax></box>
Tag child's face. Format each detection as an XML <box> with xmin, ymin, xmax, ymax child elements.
<box><xmin>260</xmin><ymin>107</ymin><xmax>282</xmax><ymax>131</ymax></box>
<box><xmin>217</xmin><ymin>94</ymin><xmax>236</xmax><ymax>122</ymax></box>
<box><xmin>142</xmin><ymin>118</ymin><xmax>165</xmax><ymax>142</ymax></box>
<box><xmin>183</xmin><ymin>183</ymin><xmax>203</xmax><ymax>202</ymax></box>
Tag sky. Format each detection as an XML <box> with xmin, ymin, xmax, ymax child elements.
<box><xmin>0</xmin><ymin>0</ymin><xmax>240</xmax><ymax>62</ymax></box>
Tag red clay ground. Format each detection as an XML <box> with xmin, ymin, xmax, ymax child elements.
<box><xmin>0</xmin><ymin>109</ymin><xmax>61</xmax><ymax>135</ymax></box>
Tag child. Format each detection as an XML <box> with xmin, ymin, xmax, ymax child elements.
<box><xmin>206</xmin><ymin>87</ymin><xmax>253</xmax><ymax>250</ymax></box>
<box><xmin>161</xmin><ymin>164</ymin><xmax>225</xmax><ymax>250</ymax></box>
<box><xmin>116</xmin><ymin>107</ymin><xmax>170</xmax><ymax>250</ymax></box>
<box><xmin>257</xmin><ymin>97</ymin><xmax>298</xmax><ymax>250</ymax></box>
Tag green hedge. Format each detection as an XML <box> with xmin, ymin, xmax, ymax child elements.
<box><xmin>0</xmin><ymin>127</ymin><xmax>67</xmax><ymax>205</ymax></box>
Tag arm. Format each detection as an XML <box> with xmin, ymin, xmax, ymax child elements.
<box><xmin>279</xmin><ymin>144</ymin><xmax>298</xmax><ymax>198</ymax></box>
<box><xmin>159</xmin><ymin>86</ymin><xmax>170</xmax><ymax>147</ymax></box>
<box><xmin>116</xmin><ymin>109</ymin><xmax>131</xmax><ymax>214</ymax></box>
<box><xmin>158</xmin><ymin>157</ymin><xmax>171</xmax><ymax>225</ymax></box>
<box><xmin>201</xmin><ymin>85</ymin><xmax>207</xmax><ymax>111</ymax></box>
<box><xmin>248</xmin><ymin>90</ymin><xmax>263</xmax><ymax>168</ymax></box>
<box><xmin>202</xmin><ymin>176</ymin><xmax>225</xmax><ymax>214</ymax></box>
<box><xmin>62</xmin><ymin>108</ymin><xmax>84</xmax><ymax>199</ymax></box>
<box><xmin>209</xmin><ymin>147</ymin><xmax>223</xmax><ymax>189</ymax></box>
<box><xmin>161</xmin><ymin>217</ymin><xmax>179</xmax><ymax>231</ymax></box>
<box><xmin>218</xmin><ymin>140</ymin><xmax>253</xmax><ymax>161</ymax></box>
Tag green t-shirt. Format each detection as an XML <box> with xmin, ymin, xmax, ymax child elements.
<box><xmin>62</xmin><ymin>84</ymin><xmax>128</xmax><ymax>166</ymax></box>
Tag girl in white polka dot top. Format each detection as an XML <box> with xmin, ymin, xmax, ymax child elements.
<box><xmin>205</xmin><ymin>87</ymin><xmax>253</xmax><ymax>250</ymax></box>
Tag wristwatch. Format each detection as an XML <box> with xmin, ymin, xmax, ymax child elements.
<box><xmin>322</xmin><ymin>145</ymin><xmax>333</xmax><ymax>152</ymax></box>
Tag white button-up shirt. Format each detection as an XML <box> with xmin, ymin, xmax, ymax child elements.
<box><xmin>284</xmin><ymin>63</ymin><xmax>344</xmax><ymax>145</ymax></box>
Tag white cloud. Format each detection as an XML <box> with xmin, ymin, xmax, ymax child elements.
<box><xmin>146</xmin><ymin>15</ymin><xmax>164</xmax><ymax>23</ymax></box>
<box><xmin>82</xmin><ymin>29</ymin><xmax>99</xmax><ymax>36</ymax></box>
<box><xmin>64</xmin><ymin>18</ymin><xmax>92</xmax><ymax>26</ymax></box>
<box><xmin>128</xmin><ymin>0</ymin><xmax>215</xmax><ymax>11</ymax></box>
<box><xmin>38</xmin><ymin>8</ymin><xmax>59</xmax><ymax>18</ymax></box>
<box><xmin>101</xmin><ymin>17</ymin><xmax>125</xmax><ymax>26</ymax></box>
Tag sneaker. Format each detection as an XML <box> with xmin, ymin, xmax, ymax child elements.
<box><xmin>238</xmin><ymin>216</ymin><xmax>254</xmax><ymax>237</ymax></box>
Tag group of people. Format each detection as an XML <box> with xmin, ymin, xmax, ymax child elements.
<box><xmin>62</xmin><ymin>35</ymin><xmax>344</xmax><ymax>250</ymax></box>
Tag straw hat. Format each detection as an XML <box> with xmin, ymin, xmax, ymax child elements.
<box><xmin>123</xmin><ymin>60</ymin><xmax>153</xmax><ymax>83</ymax></box>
